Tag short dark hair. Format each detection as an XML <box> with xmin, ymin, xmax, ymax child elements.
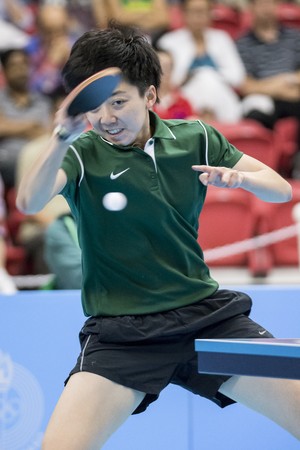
<box><xmin>0</xmin><ymin>48</ymin><xmax>28</xmax><ymax>69</ymax></box>
<box><xmin>62</xmin><ymin>21</ymin><xmax>162</xmax><ymax>97</ymax></box>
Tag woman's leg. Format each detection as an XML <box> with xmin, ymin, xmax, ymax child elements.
<box><xmin>42</xmin><ymin>371</ymin><xmax>145</xmax><ymax>450</ymax></box>
<box><xmin>219</xmin><ymin>375</ymin><xmax>300</xmax><ymax>440</ymax></box>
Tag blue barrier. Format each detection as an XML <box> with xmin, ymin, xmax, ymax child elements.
<box><xmin>0</xmin><ymin>286</ymin><xmax>299</xmax><ymax>450</ymax></box>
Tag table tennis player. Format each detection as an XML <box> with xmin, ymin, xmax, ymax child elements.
<box><xmin>16</xmin><ymin>22</ymin><xmax>299</xmax><ymax>450</ymax></box>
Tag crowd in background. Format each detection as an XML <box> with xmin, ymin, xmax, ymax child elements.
<box><xmin>0</xmin><ymin>0</ymin><xmax>300</xmax><ymax>292</ymax></box>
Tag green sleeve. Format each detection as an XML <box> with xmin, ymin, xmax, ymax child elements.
<box><xmin>205</xmin><ymin>124</ymin><xmax>244</xmax><ymax>168</ymax></box>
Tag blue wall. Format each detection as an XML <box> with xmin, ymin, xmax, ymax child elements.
<box><xmin>0</xmin><ymin>286</ymin><xmax>299</xmax><ymax>450</ymax></box>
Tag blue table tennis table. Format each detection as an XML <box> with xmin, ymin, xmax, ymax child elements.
<box><xmin>195</xmin><ymin>338</ymin><xmax>300</xmax><ymax>379</ymax></box>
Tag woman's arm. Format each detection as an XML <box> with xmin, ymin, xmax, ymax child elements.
<box><xmin>16</xmin><ymin>107</ymin><xmax>88</xmax><ymax>214</ymax></box>
<box><xmin>16</xmin><ymin>133</ymin><xmax>68</xmax><ymax>214</ymax></box>
<box><xmin>192</xmin><ymin>154</ymin><xmax>292</xmax><ymax>203</ymax></box>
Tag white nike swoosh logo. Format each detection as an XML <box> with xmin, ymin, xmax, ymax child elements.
<box><xmin>110</xmin><ymin>168</ymin><xmax>130</xmax><ymax>180</ymax></box>
<box><xmin>259</xmin><ymin>330</ymin><xmax>267</xmax><ymax>335</ymax></box>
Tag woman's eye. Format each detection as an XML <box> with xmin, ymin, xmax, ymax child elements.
<box><xmin>112</xmin><ymin>99</ymin><xmax>125</xmax><ymax>107</ymax></box>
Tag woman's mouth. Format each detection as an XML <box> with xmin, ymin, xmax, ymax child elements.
<box><xmin>106</xmin><ymin>128</ymin><xmax>124</xmax><ymax>136</ymax></box>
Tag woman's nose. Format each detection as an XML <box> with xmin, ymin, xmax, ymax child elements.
<box><xmin>99</xmin><ymin>105</ymin><xmax>117</xmax><ymax>125</ymax></box>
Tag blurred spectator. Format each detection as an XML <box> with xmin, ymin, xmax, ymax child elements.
<box><xmin>44</xmin><ymin>213</ymin><xmax>82</xmax><ymax>289</ymax></box>
<box><xmin>153</xmin><ymin>49</ymin><xmax>196</xmax><ymax>119</ymax></box>
<box><xmin>0</xmin><ymin>173</ymin><xmax>17</xmax><ymax>294</ymax></box>
<box><xmin>103</xmin><ymin>0</ymin><xmax>171</xmax><ymax>42</ymax></box>
<box><xmin>42</xmin><ymin>0</ymin><xmax>108</xmax><ymax>35</ymax></box>
<box><xmin>0</xmin><ymin>0</ymin><xmax>36</xmax><ymax>34</ymax></box>
<box><xmin>25</xmin><ymin>3</ymin><xmax>75</xmax><ymax>95</ymax></box>
<box><xmin>237</xmin><ymin>0</ymin><xmax>300</xmax><ymax>125</ymax></box>
<box><xmin>217</xmin><ymin>0</ymin><xmax>247</xmax><ymax>10</ymax></box>
<box><xmin>157</xmin><ymin>0</ymin><xmax>246</xmax><ymax>123</ymax></box>
<box><xmin>0</xmin><ymin>0</ymin><xmax>34</xmax><ymax>54</ymax></box>
<box><xmin>236</xmin><ymin>0</ymin><xmax>300</xmax><ymax>176</ymax></box>
<box><xmin>65</xmin><ymin>0</ymin><xmax>108</xmax><ymax>33</ymax></box>
<box><xmin>15</xmin><ymin>85</ymin><xmax>70</xmax><ymax>275</ymax></box>
<box><xmin>0</xmin><ymin>19</ymin><xmax>29</xmax><ymax>53</ymax></box>
<box><xmin>0</xmin><ymin>48</ymin><xmax>51</xmax><ymax>189</ymax></box>
<box><xmin>0</xmin><ymin>0</ymin><xmax>31</xmax><ymax>86</ymax></box>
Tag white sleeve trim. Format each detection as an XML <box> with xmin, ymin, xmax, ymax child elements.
<box><xmin>70</xmin><ymin>145</ymin><xmax>84</xmax><ymax>186</ymax></box>
<box><xmin>196</xmin><ymin>120</ymin><xmax>209</xmax><ymax>165</ymax></box>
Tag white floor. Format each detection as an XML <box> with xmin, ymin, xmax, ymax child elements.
<box><xmin>211</xmin><ymin>266</ymin><xmax>300</xmax><ymax>285</ymax></box>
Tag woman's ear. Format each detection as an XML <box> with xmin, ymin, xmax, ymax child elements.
<box><xmin>145</xmin><ymin>85</ymin><xmax>157</xmax><ymax>108</ymax></box>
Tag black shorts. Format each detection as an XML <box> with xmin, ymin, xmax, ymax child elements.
<box><xmin>67</xmin><ymin>289</ymin><xmax>273</xmax><ymax>414</ymax></box>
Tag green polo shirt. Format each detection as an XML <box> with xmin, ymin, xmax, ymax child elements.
<box><xmin>61</xmin><ymin>112</ymin><xmax>243</xmax><ymax>317</ymax></box>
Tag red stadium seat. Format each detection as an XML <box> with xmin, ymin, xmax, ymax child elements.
<box><xmin>248</xmin><ymin>197</ymin><xmax>275</xmax><ymax>277</ymax></box>
<box><xmin>169</xmin><ymin>3</ymin><xmax>185</xmax><ymax>30</ymax></box>
<box><xmin>274</xmin><ymin>117</ymin><xmax>299</xmax><ymax>177</ymax></box>
<box><xmin>210</xmin><ymin>3</ymin><xmax>241</xmax><ymax>39</ymax></box>
<box><xmin>4</xmin><ymin>188</ymin><xmax>26</xmax><ymax>243</ymax></box>
<box><xmin>277</xmin><ymin>2</ymin><xmax>300</xmax><ymax>29</ymax></box>
<box><xmin>239</xmin><ymin>3</ymin><xmax>300</xmax><ymax>36</ymax></box>
<box><xmin>198</xmin><ymin>186</ymin><xmax>256</xmax><ymax>266</ymax></box>
<box><xmin>251</xmin><ymin>179</ymin><xmax>300</xmax><ymax>268</ymax></box>
<box><xmin>268</xmin><ymin>179</ymin><xmax>300</xmax><ymax>266</ymax></box>
<box><xmin>3</xmin><ymin>187</ymin><xmax>28</xmax><ymax>275</ymax></box>
<box><xmin>6</xmin><ymin>244</ymin><xmax>27</xmax><ymax>276</ymax></box>
<box><xmin>211</xmin><ymin>120</ymin><xmax>280</xmax><ymax>170</ymax></box>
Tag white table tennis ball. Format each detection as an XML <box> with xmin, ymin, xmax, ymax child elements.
<box><xmin>102</xmin><ymin>192</ymin><xmax>127</xmax><ymax>211</ymax></box>
<box><xmin>292</xmin><ymin>202</ymin><xmax>300</xmax><ymax>222</ymax></box>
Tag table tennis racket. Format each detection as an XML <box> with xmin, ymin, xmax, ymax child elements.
<box><xmin>54</xmin><ymin>67</ymin><xmax>122</xmax><ymax>142</ymax></box>
<box><xmin>61</xmin><ymin>67</ymin><xmax>122</xmax><ymax>117</ymax></box>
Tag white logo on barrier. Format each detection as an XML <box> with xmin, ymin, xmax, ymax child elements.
<box><xmin>0</xmin><ymin>351</ymin><xmax>44</xmax><ymax>450</ymax></box>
